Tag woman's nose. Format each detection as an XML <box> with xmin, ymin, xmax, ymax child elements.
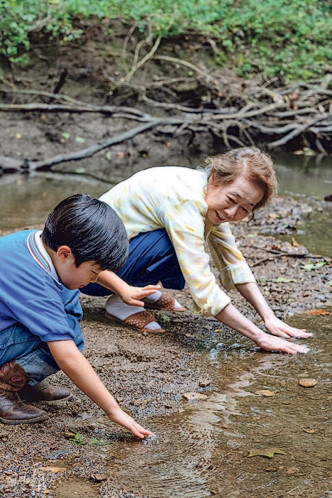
<box><xmin>224</xmin><ymin>206</ymin><xmax>238</xmax><ymax>220</ymax></box>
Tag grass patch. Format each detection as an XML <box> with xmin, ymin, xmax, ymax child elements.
<box><xmin>1</xmin><ymin>0</ymin><xmax>331</xmax><ymax>80</ymax></box>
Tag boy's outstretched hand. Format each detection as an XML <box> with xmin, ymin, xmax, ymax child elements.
<box><xmin>118</xmin><ymin>283</ymin><xmax>161</xmax><ymax>307</ymax></box>
<box><xmin>107</xmin><ymin>406</ymin><xmax>153</xmax><ymax>439</ymax></box>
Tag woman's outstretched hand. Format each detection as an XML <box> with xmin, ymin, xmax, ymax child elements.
<box><xmin>255</xmin><ymin>333</ymin><xmax>309</xmax><ymax>354</ymax></box>
<box><xmin>264</xmin><ymin>315</ymin><xmax>312</xmax><ymax>339</ymax></box>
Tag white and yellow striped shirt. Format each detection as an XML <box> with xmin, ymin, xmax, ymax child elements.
<box><xmin>100</xmin><ymin>166</ymin><xmax>256</xmax><ymax>316</ymax></box>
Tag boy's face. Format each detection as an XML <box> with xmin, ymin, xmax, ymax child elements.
<box><xmin>60</xmin><ymin>260</ymin><xmax>102</xmax><ymax>290</ymax></box>
<box><xmin>55</xmin><ymin>249</ymin><xmax>102</xmax><ymax>289</ymax></box>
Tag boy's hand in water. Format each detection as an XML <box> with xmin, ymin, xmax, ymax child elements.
<box><xmin>107</xmin><ymin>406</ymin><xmax>153</xmax><ymax>439</ymax></box>
<box><xmin>119</xmin><ymin>284</ymin><xmax>161</xmax><ymax>307</ymax></box>
<box><xmin>255</xmin><ymin>333</ymin><xmax>309</xmax><ymax>354</ymax></box>
<box><xmin>264</xmin><ymin>315</ymin><xmax>312</xmax><ymax>339</ymax></box>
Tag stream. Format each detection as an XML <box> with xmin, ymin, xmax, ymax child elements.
<box><xmin>0</xmin><ymin>153</ymin><xmax>331</xmax><ymax>498</ymax></box>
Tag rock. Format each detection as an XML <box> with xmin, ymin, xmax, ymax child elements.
<box><xmin>90</xmin><ymin>474</ymin><xmax>108</xmax><ymax>482</ymax></box>
<box><xmin>298</xmin><ymin>378</ymin><xmax>318</xmax><ymax>388</ymax></box>
<box><xmin>182</xmin><ymin>392</ymin><xmax>208</xmax><ymax>401</ymax></box>
<box><xmin>254</xmin><ymin>390</ymin><xmax>276</xmax><ymax>397</ymax></box>
<box><xmin>198</xmin><ymin>379</ymin><xmax>211</xmax><ymax>387</ymax></box>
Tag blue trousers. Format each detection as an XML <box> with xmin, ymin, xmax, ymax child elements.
<box><xmin>82</xmin><ymin>229</ymin><xmax>185</xmax><ymax>297</ymax></box>
<box><xmin>0</xmin><ymin>309</ymin><xmax>84</xmax><ymax>386</ymax></box>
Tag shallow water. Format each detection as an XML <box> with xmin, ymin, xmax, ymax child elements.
<box><xmin>88</xmin><ymin>313</ymin><xmax>331</xmax><ymax>497</ymax></box>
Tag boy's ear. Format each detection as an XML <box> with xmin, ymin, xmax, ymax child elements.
<box><xmin>57</xmin><ymin>245</ymin><xmax>74</xmax><ymax>261</ymax></box>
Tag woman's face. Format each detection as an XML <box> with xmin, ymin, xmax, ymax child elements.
<box><xmin>205</xmin><ymin>175</ymin><xmax>264</xmax><ymax>225</ymax></box>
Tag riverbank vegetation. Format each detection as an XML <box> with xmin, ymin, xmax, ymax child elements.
<box><xmin>1</xmin><ymin>0</ymin><xmax>331</xmax><ymax>80</ymax></box>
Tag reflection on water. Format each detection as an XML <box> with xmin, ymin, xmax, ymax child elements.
<box><xmin>96</xmin><ymin>314</ymin><xmax>331</xmax><ymax>497</ymax></box>
<box><xmin>0</xmin><ymin>173</ymin><xmax>109</xmax><ymax>231</ymax></box>
<box><xmin>1</xmin><ymin>154</ymin><xmax>331</xmax><ymax>232</ymax></box>
<box><xmin>272</xmin><ymin>153</ymin><xmax>332</xmax><ymax>199</ymax></box>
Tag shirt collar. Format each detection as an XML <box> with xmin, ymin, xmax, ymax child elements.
<box><xmin>27</xmin><ymin>230</ymin><xmax>61</xmax><ymax>284</ymax></box>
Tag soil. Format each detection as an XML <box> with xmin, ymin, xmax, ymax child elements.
<box><xmin>0</xmin><ymin>26</ymin><xmax>331</xmax><ymax>498</ymax></box>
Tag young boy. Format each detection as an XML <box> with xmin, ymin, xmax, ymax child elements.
<box><xmin>0</xmin><ymin>194</ymin><xmax>152</xmax><ymax>438</ymax></box>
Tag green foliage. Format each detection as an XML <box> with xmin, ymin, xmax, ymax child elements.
<box><xmin>1</xmin><ymin>0</ymin><xmax>331</xmax><ymax>79</ymax></box>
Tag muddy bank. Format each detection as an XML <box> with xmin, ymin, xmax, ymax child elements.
<box><xmin>0</xmin><ymin>190</ymin><xmax>331</xmax><ymax>497</ymax></box>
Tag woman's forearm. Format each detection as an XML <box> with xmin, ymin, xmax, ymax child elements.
<box><xmin>216</xmin><ymin>302</ymin><xmax>264</xmax><ymax>343</ymax></box>
<box><xmin>235</xmin><ymin>282</ymin><xmax>274</xmax><ymax>321</ymax></box>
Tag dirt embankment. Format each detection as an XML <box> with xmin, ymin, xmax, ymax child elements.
<box><xmin>0</xmin><ymin>20</ymin><xmax>331</xmax><ymax>181</ymax></box>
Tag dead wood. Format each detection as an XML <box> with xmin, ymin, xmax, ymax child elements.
<box><xmin>0</xmin><ymin>61</ymin><xmax>331</xmax><ymax>175</ymax></box>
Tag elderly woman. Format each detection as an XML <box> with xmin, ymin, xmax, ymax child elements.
<box><xmin>82</xmin><ymin>147</ymin><xmax>311</xmax><ymax>354</ymax></box>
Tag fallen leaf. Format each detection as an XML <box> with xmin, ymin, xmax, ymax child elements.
<box><xmin>182</xmin><ymin>392</ymin><xmax>208</xmax><ymax>401</ymax></box>
<box><xmin>303</xmin><ymin>429</ymin><xmax>316</xmax><ymax>434</ymax></box>
<box><xmin>298</xmin><ymin>378</ymin><xmax>318</xmax><ymax>388</ymax></box>
<box><xmin>248</xmin><ymin>448</ymin><xmax>286</xmax><ymax>459</ymax></box>
<box><xmin>274</xmin><ymin>277</ymin><xmax>297</xmax><ymax>283</ymax></box>
<box><xmin>254</xmin><ymin>390</ymin><xmax>276</xmax><ymax>397</ymax></box>
<box><xmin>75</xmin><ymin>136</ymin><xmax>85</xmax><ymax>143</ymax></box>
<box><xmin>286</xmin><ymin>467</ymin><xmax>300</xmax><ymax>474</ymax></box>
<box><xmin>41</xmin><ymin>467</ymin><xmax>66</xmax><ymax>473</ymax></box>
<box><xmin>305</xmin><ymin>309</ymin><xmax>329</xmax><ymax>316</ymax></box>
<box><xmin>265</xmin><ymin>467</ymin><xmax>278</xmax><ymax>472</ymax></box>
<box><xmin>291</xmin><ymin>237</ymin><xmax>299</xmax><ymax>247</ymax></box>
<box><xmin>16</xmin><ymin>133</ymin><xmax>22</xmax><ymax>139</ymax></box>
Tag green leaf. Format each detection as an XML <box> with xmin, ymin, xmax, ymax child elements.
<box><xmin>75</xmin><ymin>136</ymin><xmax>85</xmax><ymax>143</ymax></box>
<box><xmin>302</xmin><ymin>260</ymin><xmax>326</xmax><ymax>270</ymax></box>
<box><xmin>61</xmin><ymin>132</ymin><xmax>70</xmax><ymax>139</ymax></box>
<box><xmin>248</xmin><ymin>447</ymin><xmax>287</xmax><ymax>458</ymax></box>
<box><xmin>274</xmin><ymin>277</ymin><xmax>297</xmax><ymax>283</ymax></box>
<box><xmin>75</xmin><ymin>167</ymin><xmax>86</xmax><ymax>174</ymax></box>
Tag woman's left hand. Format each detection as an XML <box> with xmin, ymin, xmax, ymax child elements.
<box><xmin>264</xmin><ymin>315</ymin><xmax>312</xmax><ymax>339</ymax></box>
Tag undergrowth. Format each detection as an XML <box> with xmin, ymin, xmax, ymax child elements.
<box><xmin>1</xmin><ymin>0</ymin><xmax>331</xmax><ymax>80</ymax></box>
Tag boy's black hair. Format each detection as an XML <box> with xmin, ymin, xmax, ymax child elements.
<box><xmin>41</xmin><ymin>194</ymin><xmax>128</xmax><ymax>271</ymax></box>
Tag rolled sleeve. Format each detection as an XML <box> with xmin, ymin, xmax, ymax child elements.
<box><xmin>207</xmin><ymin>223</ymin><xmax>256</xmax><ymax>291</ymax></box>
<box><xmin>219</xmin><ymin>261</ymin><xmax>256</xmax><ymax>291</ymax></box>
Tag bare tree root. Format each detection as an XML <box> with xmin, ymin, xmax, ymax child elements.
<box><xmin>0</xmin><ymin>60</ymin><xmax>331</xmax><ymax>175</ymax></box>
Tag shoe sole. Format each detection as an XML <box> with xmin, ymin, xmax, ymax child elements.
<box><xmin>20</xmin><ymin>393</ymin><xmax>72</xmax><ymax>404</ymax></box>
<box><xmin>0</xmin><ymin>414</ymin><xmax>49</xmax><ymax>425</ymax></box>
<box><xmin>105</xmin><ymin>312</ymin><xmax>166</xmax><ymax>334</ymax></box>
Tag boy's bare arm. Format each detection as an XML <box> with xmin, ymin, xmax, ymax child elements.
<box><xmin>96</xmin><ymin>270</ymin><xmax>160</xmax><ymax>306</ymax></box>
<box><xmin>47</xmin><ymin>340</ymin><xmax>152</xmax><ymax>438</ymax></box>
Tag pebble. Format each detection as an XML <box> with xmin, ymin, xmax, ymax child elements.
<box><xmin>298</xmin><ymin>378</ymin><xmax>318</xmax><ymax>388</ymax></box>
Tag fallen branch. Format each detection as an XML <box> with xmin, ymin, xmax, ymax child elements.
<box><xmin>32</xmin><ymin>120</ymin><xmax>163</xmax><ymax>170</ymax></box>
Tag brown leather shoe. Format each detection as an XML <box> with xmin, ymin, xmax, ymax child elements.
<box><xmin>0</xmin><ymin>390</ymin><xmax>48</xmax><ymax>425</ymax></box>
<box><xmin>20</xmin><ymin>380</ymin><xmax>71</xmax><ymax>402</ymax></box>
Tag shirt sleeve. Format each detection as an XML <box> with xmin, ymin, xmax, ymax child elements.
<box><xmin>161</xmin><ymin>198</ymin><xmax>231</xmax><ymax>317</ymax></box>
<box><xmin>3</xmin><ymin>273</ymin><xmax>78</xmax><ymax>342</ymax></box>
<box><xmin>207</xmin><ymin>223</ymin><xmax>256</xmax><ymax>291</ymax></box>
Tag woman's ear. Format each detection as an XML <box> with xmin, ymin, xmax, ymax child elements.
<box><xmin>57</xmin><ymin>245</ymin><xmax>74</xmax><ymax>261</ymax></box>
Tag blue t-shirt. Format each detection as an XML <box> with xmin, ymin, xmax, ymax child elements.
<box><xmin>0</xmin><ymin>229</ymin><xmax>83</xmax><ymax>342</ymax></box>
